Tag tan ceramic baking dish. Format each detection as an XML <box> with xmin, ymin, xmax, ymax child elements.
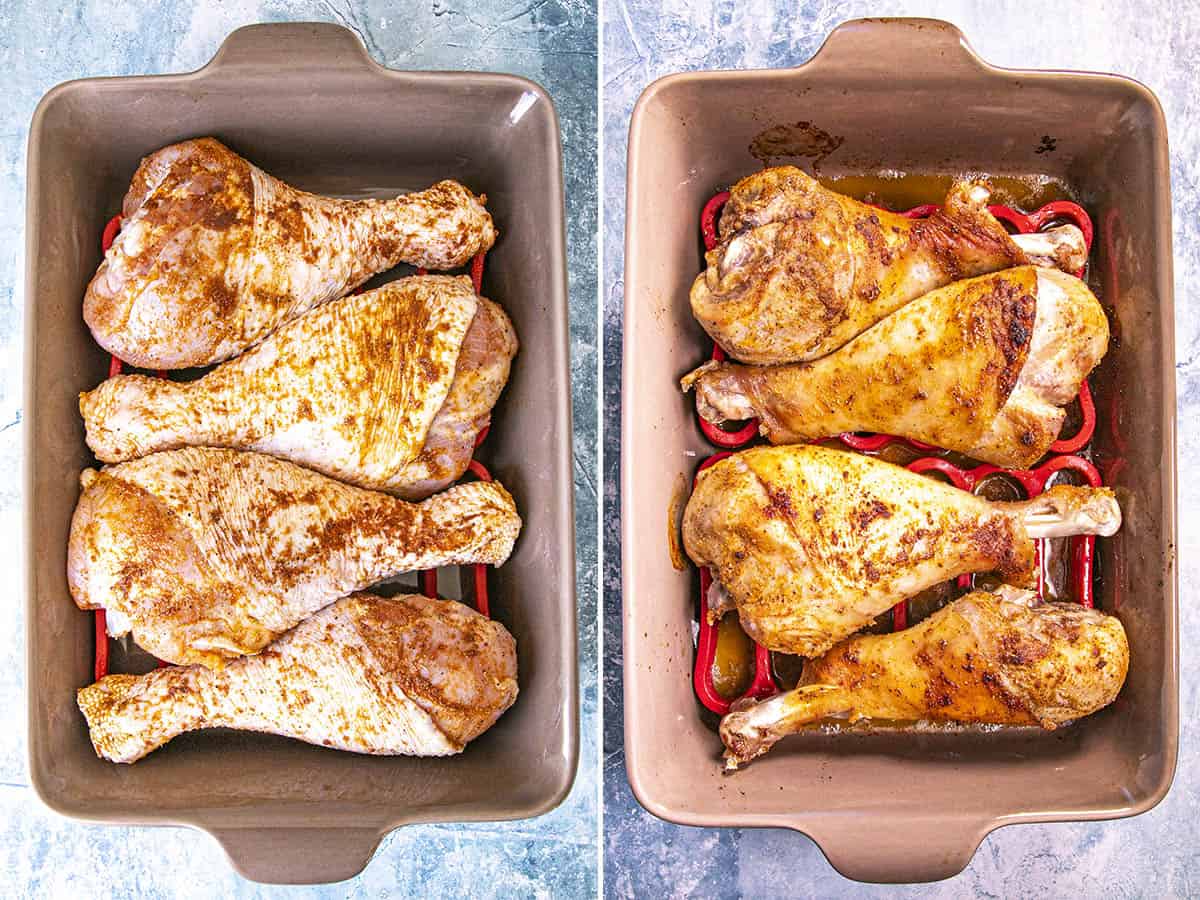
<box><xmin>621</xmin><ymin>17</ymin><xmax>1177</xmax><ymax>883</ymax></box>
<box><xmin>25</xmin><ymin>23</ymin><xmax>576</xmax><ymax>884</ymax></box>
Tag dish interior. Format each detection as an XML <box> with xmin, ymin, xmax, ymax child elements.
<box><xmin>622</xmin><ymin>19</ymin><xmax>1175</xmax><ymax>882</ymax></box>
<box><xmin>26</xmin><ymin>27</ymin><xmax>576</xmax><ymax>883</ymax></box>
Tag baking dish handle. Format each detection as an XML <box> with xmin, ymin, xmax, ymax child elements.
<box><xmin>805</xmin><ymin>17</ymin><xmax>990</xmax><ymax>78</ymax></box>
<box><xmin>209</xmin><ymin>826</ymin><xmax>383</xmax><ymax>884</ymax></box>
<box><xmin>202</xmin><ymin>22</ymin><xmax>379</xmax><ymax>75</ymax></box>
<box><xmin>803</xmin><ymin>814</ymin><xmax>992</xmax><ymax>883</ymax></box>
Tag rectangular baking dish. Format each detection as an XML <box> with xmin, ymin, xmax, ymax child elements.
<box><xmin>621</xmin><ymin>17</ymin><xmax>1177</xmax><ymax>884</ymax></box>
<box><xmin>25</xmin><ymin>22</ymin><xmax>576</xmax><ymax>885</ymax></box>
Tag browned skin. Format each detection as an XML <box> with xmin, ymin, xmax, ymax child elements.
<box><xmin>79</xmin><ymin>275</ymin><xmax>518</xmax><ymax>498</ymax></box>
<box><xmin>719</xmin><ymin>588</ymin><xmax>1129</xmax><ymax>769</ymax></box>
<box><xmin>78</xmin><ymin>593</ymin><xmax>519</xmax><ymax>764</ymax></box>
<box><xmin>684</xmin><ymin>267</ymin><xmax>1109</xmax><ymax>468</ymax></box>
<box><xmin>67</xmin><ymin>447</ymin><xmax>521</xmax><ymax>668</ymax></box>
<box><xmin>691</xmin><ymin>167</ymin><xmax>1066</xmax><ymax>364</ymax></box>
<box><xmin>682</xmin><ymin>445</ymin><xmax>1121</xmax><ymax>657</ymax></box>
<box><xmin>84</xmin><ymin>137</ymin><xmax>496</xmax><ymax>368</ymax></box>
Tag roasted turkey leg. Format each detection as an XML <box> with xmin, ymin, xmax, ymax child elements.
<box><xmin>68</xmin><ymin>447</ymin><xmax>521</xmax><ymax>668</ymax></box>
<box><xmin>684</xmin><ymin>266</ymin><xmax>1108</xmax><ymax>469</ymax></box>
<box><xmin>80</xmin><ymin>274</ymin><xmax>517</xmax><ymax>498</ymax></box>
<box><xmin>78</xmin><ymin>593</ymin><xmax>518</xmax><ymax>764</ymax></box>
<box><xmin>683</xmin><ymin>445</ymin><xmax>1120</xmax><ymax>657</ymax></box>
<box><xmin>720</xmin><ymin>587</ymin><xmax>1129</xmax><ymax>770</ymax></box>
<box><xmin>691</xmin><ymin>166</ymin><xmax>1087</xmax><ymax>364</ymax></box>
<box><xmin>84</xmin><ymin>138</ymin><xmax>496</xmax><ymax>368</ymax></box>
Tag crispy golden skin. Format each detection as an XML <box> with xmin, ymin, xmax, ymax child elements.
<box><xmin>682</xmin><ymin>446</ymin><xmax>1120</xmax><ymax>658</ymax></box>
<box><xmin>720</xmin><ymin>588</ymin><xmax>1129</xmax><ymax>769</ymax></box>
<box><xmin>690</xmin><ymin>167</ymin><xmax>1085</xmax><ymax>364</ymax></box>
<box><xmin>67</xmin><ymin>447</ymin><xmax>521</xmax><ymax>668</ymax></box>
<box><xmin>84</xmin><ymin>138</ymin><xmax>496</xmax><ymax>368</ymax></box>
<box><xmin>80</xmin><ymin>275</ymin><xmax>517</xmax><ymax>498</ymax></box>
<box><xmin>685</xmin><ymin>267</ymin><xmax>1108</xmax><ymax>469</ymax></box>
<box><xmin>78</xmin><ymin>593</ymin><xmax>519</xmax><ymax>764</ymax></box>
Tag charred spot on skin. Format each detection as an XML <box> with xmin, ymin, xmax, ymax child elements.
<box><xmin>981</xmin><ymin>670</ymin><xmax>1027</xmax><ymax>712</ymax></box>
<box><xmin>970</xmin><ymin>517</ymin><xmax>1027</xmax><ymax>577</ymax></box>
<box><xmin>997</xmin><ymin>632</ymin><xmax>1042</xmax><ymax>666</ymax></box>
<box><xmin>924</xmin><ymin>673</ymin><xmax>957</xmax><ymax>709</ymax></box>
<box><xmin>1007</xmin><ymin>318</ymin><xmax>1030</xmax><ymax>348</ymax></box>
<box><xmin>762</xmin><ymin>486</ymin><xmax>797</xmax><ymax>521</ymax></box>
<box><xmin>852</xmin><ymin>499</ymin><xmax>892</xmax><ymax>531</ymax></box>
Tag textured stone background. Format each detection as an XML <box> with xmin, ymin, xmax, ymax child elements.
<box><xmin>602</xmin><ymin>1</ymin><xmax>1197</xmax><ymax>897</ymax></box>
<box><xmin>0</xmin><ymin>1</ymin><xmax>597</xmax><ymax>896</ymax></box>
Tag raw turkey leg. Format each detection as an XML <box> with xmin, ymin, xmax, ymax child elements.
<box><xmin>81</xmin><ymin>274</ymin><xmax>517</xmax><ymax>498</ymax></box>
<box><xmin>78</xmin><ymin>593</ymin><xmax>519</xmax><ymax>764</ymax></box>
<box><xmin>68</xmin><ymin>447</ymin><xmax>521</xmax><ymax>668</ymax></box>
<box><xmin>84</xmin><ymin>137</ymin><xmax>496</xmax><ymax>368</ymax></box>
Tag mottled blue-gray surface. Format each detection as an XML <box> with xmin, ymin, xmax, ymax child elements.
<box><xmin>1</xmin><ymin>1</ymin><xmax>597</xmax><ymax>896</ymax></box>
<box><xmin>602</xmin><ymin>1</ymin><xmax>1197</xmax><ymax>897</ymax></box>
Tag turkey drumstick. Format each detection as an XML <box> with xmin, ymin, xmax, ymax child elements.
<box><xmin>684</xmin><ymin>266</ymin><xmax>1108</xmax><ymax>469</ymax></box>
<box><xmin>78</xmin><ymin>593</ymin><xmax>518</xmax><ymax>764</ymax></box>
<box><xmin>720</xmin><ymin>587</ymin><xmax>1129</xmax><ymax>770</ymax></box>
<box><xmin>68</xmin><ymin>447</ymin><xmax>521</xmax><ymax>669</ymax></box>
<box><xmin>84</xmin><ymin>137</ymin><xmax>496</xmax><ymax>368</ymax></box>
<box><xmin>683</xmin><ymin>445</ymin><xmax>1120</xmax><ymax>658</ymax></box>
<box><xmin>692</xmin><ymin>166</ymin><xmax>1087</xmax><ymax>364</ymax></box>
<box><xmin>80</xmin><ymin>275</ymin><xmax>517</xmax><ymax>498</ymax></box>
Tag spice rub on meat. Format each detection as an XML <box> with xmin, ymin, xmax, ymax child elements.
<box><xmin>80</xmin><ymin>275</ymin><xmax>517</xmax><ymax>498</ymax></box>
<box><xmin>78</xmin><ymin>593</ymin><xmax>518</xmax><ymax>764</ymax></box>
<box><xmin>84</xmin><ymin>137</ymin><xmax>496</xmax><ymax>368</ymax></box>
<box><xmin>67</xmin><ymin>447</ymin><xmax>521</xmax><ymax>669</ymax></box>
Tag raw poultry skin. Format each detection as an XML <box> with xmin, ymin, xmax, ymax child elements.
<box><xmin>719</xmin><ymin>587</ymin><xmax>1129</xmax><ymax>769</ymax></box>
<box><xmin>83</xmin><ymin>137</ymin><xmax>497</xmax><ymax>368</ymax></box>
<box><xmin>691</xmin><ymin>166</ymin><xmax>1088</xmax><ymax>364</ymax></box>
<box><xmin>68</xmin><ymin>447</ymin><xmax>521</xmax><ymax>668</ymax></box>
<box><xmin>684</xmin><ymin>266</ymin><xmax>1108</xmax><ymax>469</ymax></box>
<box><xmin>77</xmin><ymin>593</ymin><xmax>518</xmax><ymax>764</ymax></box>
<box><xmin>80</xmin><ymin>275</ymin><xmax>517</xmax><ymax>498</ymax></box>
<box><xmin>682</xmin><ymin>446</ymin><xmax>1121</xmax><ymax>658</ymax></box>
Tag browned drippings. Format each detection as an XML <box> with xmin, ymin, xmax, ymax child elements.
<box><xmin>770</xmin><ymin>652</ymin><xmax>805</xmax><ymax>691</ymax></box>
<box><xmin>818</xmin><ymin>172</ymin><xmax>1078</xmax><ymax>212</ymax></box>
<box><xmin>749</xmin><ymin>121</ymin><xmax>845</xmax><ymax>172</ymax></box>
<box><xmin>711</xmin><ymin>612</ymin><xmax>755</xmax><ymax>699</ymax></box>
<box><xmin>1040</xmin><ymin>467</ymin><xmax>1088</xmax><ymax>603</ymax></box>
<box><xmin>667</xmin><ymin>471</ymin><xmax>689</xmax><ymax>572</ymax></box>
<box><xmin>905</xmin><ymin>581</ymin><xmax>959</xmax><ymax>625</ymax></box>
<box><xmin>974</xmin><ymin>473</ymin><xmax>1026</xmax><ymax>502</ymax></box>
